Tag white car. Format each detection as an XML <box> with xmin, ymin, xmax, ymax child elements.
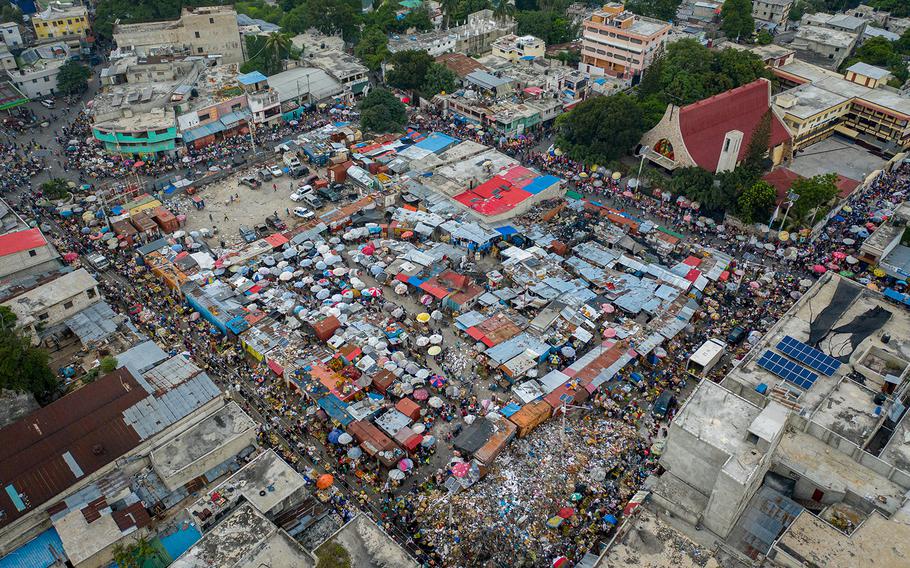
<box><xmin>293</xmin><ymin>207</ymin><xmax>315</xmax><ymax>219</ymax></box>
<box><xmin>290</xmin><ymin>191</ymin><xmax>305</xmax><ymax>202</ymax></box>
<box><xmin>268</xmin><ymin>164</ymin><xmax>284</xmax><ymax>177</ymax></box>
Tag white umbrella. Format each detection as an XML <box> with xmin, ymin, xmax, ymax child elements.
<box><xmin>395</xmin><ymin>283</ymin><xmax>408</xmax><ymax>295</ymax></box>
<box><xmin>428</xmin><ymin>396</ymin><xmax>443</xmax><ymax>408</ymax></box>
<box><xmin>846</xmin><ymin>255</ymin><xmax>858</xmax><ymax>264</ymax></box>
<box><xmin>338</xmin><ymin>433</ymin><xmax>353</xmax><ymax>444</ymax></box>
<box><xmin>429</xmin><ymin>334</ymin><xmax>443</xmax><ymax>344</ymax></box>
<box><xmin>389</xmin><ymin>469</ymin><xmax>405</xmax><ymax>480</ymax></box>
<box><xmin>412</xmin><ymin>423</ymin><xmax>425</xmax><ymax>434</ymax></box>
<box><xmin>279</xmin><ymin>272</ymin><xmax>293</xmax><ymax>281</ymax></box>
<box><xmin>464</xmin><ymin>414</ymin><xmax>476</xmax><ymax>425</ymax></box>
<box><xmin>333</xmin><ymin>267</ymin><xmax>348</xmax><ymax>276</ymax></box>
<box><xmin>431</xmin><ymin>310</ymin><xmax>443</xmax><ymax>321</ymax></box>
<box><xmin>415</xmin><ymin>336</ymin><xmax>429</xmax><ymax>347</ymax></box>
<box><xmin>416</xmin><ymin>368</ymin><xmax>429</xmax><ymax>379</ymax></box>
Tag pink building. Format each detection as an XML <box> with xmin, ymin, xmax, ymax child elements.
<box><xmin>579</xmin><ymin>3</ymin><xmax>670</xmax><ymax>80</ymax></box>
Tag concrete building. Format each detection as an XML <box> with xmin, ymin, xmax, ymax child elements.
<box><xmin>490</xmin><ymin>34</ymin><xmax>546</xmax><ymax>62</ymax></box>
<box><xmin>0</xmin><ymin>357</ymin><xmax>223</xmax><ymax>556</ymax></box>
<box><xmin>149</xmin><ymin>401</ymin><xmax>257</xmax><ymax>491</ymax></box>
<box><xmin>0</xmin><ymin>228</ymin><xmax>60</xmax><ymax>281</ymax></box>
<box><xmin>2</xmin><ymin>268</ymin><xmax>99</xmax><ymax>338</ymax></box>
<box><xmin>171</xmin><ymin>502</ymin><xmax>316</xmax><ymax>568</ymax></box>
<box><xmin>0</xmin><ymin>45</ymin><xmax>16</xmax><ymax>72</ymax></box>
<box><xmin>314</xmin><ymin>514</ymin><xmax>419</xmax><ymax>568</ymax></box>
<box><xmin>267</xmin><ymin>66</ymin><xmax>344</xmax><ymax>120</ymax></box>
<box><xmin>388</xmin><ymin>9</ymin><xmax>515</xmax><ymax>57</ymax></box>
<box><xmin>113</xmin><ymin>6</ymin><xmax>244</xmax><ymax>64</ymax></box>
<box><xmin>861</xmin><ymin>201</ymin><xmax>910</xmax><ymax>273</ymax></box>
<box><xmin>31</xmin><ymin>1</ymin><xmax>89</xmax><ymax>40</ymax></box>
<box><xmin>174</xmin><ymin>63</ymin><xmax>251</xmax><ymax>150</ymax></box>
<box><xmin>579</xmin><ymin>3</ymin><xmax>671</xmax><ymax>80</ymax></box>
<box><xmin>7</xmin><ymin>42</ymin><xmax>71</xmax><ymax>99</ymax></box>
<box><xmin>772</xmin><ymin>59</ymin><xmax>910</xmax><ymax>155</ymax></box>
<box><xmin>802</xmin><ymin>12</ymin><xmax>868</xmax><ymax>36</ymax></box>
<box><xmin>236</xmin><ymin>70</ymin><xmax>281</xmax><ymax>126</ymax></box>
<box><xmin>752</xmin><ymin>0</ymin><xmax>793</xmax><ymax>28</ymax></box>
<box><xmin>788</xmin><ymin>24</ymin><xmax>858</xmax><ymax>69</ymax></box>
<box><xmin>0</xmin><ymin>22</ymin><xmax>23</xmax><ymax>48</ymax></box>
<box><xmin>639</xmin><ymin>79</ymin><xmax>792</xmax><ymax>173</ymax></box>
<box><xmin>302</xmin><ymin>47</ymin><xmax>370</xmax><ymax>96</ymax></box>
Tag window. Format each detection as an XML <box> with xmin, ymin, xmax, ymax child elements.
<box><xmin>209</xmin><ymin>17</ymin><xmax>214</xmax><ymax>23</ymax></box>
<box><xmin>746</xmin><ymin>432</ymin><xmax>759</xmax><ymax>445</ymax></box>
<box><xmin>724</xmin><ymin>139</ymin><xmax>731</xmax><ymax>151</ymax></box>
<box><xmin>28</xmin><ymin>249</ymin><xmax>37</xmax><ymax>257</ymax></box>
<box><xmin>63</xmin><ymin>300</ymin><xmax>73</xmax><ymax>310</ymax></box>
<box><xmin>67</xmin><ymin>19</ymin><xmax>72</xmax><ymax>24</ymax></box>
<box><xmin>194</xmin><ymin>31</ymin><xmax>200</xmax><ymax>38</ymax></box>
<box><xmin>44</xmin><ymin>76</ymin><xmax>49</xmax><ymax>82</ymax></box>
<box><xmin>87</xmin><ymin>288</ymin><xmax>96</xmax><ymax>299</ymax></box>
<box><xmin>197</xmin><ymin>47</ymin><xmax>203</xmax><ymax>53</ymax></box>
<box><xmin>38</xmin><ymin>313</ymin><xmax>48</xmax><ymax>321</ymax></box>
<box><xmin>31</xmin><ymin>79</ymin><xmax>37</xmax><ymax>83</ymax></box>
<box><xmin>198</xmin><ymin>112</ymin><xmax>210</xmax><ymax>121</ymax></box>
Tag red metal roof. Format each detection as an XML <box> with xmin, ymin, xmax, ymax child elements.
<box><xmin>0</xmin><ymin>368</ymin><xmax>146</xmax><ymax>529</ymax></box>
<box><xmin>763</xmin><ymin>168</ymin><xmax>860</xmax><ymax>204</ymax></box>
<box><xmin>679</xmin><ymin>80</ymin><xmax>791</xmax><ymax>172</ymax></box>
<box><xmin>0</xmin><ymin>228</ymin><xmax>46</xmax><ymax>257</ymax></box>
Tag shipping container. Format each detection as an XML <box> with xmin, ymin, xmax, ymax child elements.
<box><xmin>311</xmin><ymin>316</ymin><xmax>341</xmax><ymax>341</ymax></box>
<box><xmin>395</xmin><ymin>397</ymin><xmax>421</xmax><ymax>421</ymax></box>
<box><xmin>474</xmin><ymin>414</ymin><xmax>517</xmax><ymax>467</ymax></box>
<box><xmin>508</xmin><ymin>400</ymin><xmax>552</xmax><ymax>438</ymax></box>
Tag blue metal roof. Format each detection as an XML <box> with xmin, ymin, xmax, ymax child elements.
<box><xmin>524</xmin><ymin>175</ymin><xmax>560</xmax><ymax>195</ymax></box>
<box><xmin>0</xmin><ymin>528</ymin><xmax>66</xmax><ymax>568</ymax></box>
<box><xmin>237</xmin><ymin>70</ymin><xmax>268</xmax><ymax>85</ymax></box>
<box><xmin>412</xmin><ymin>132</ymin><xmax>458</xmax><ymax>153</ymax></box>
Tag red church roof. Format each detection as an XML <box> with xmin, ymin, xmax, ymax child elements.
<box><xmin>679</xmin><ymin>79</ymin><xmax>791</xmax><ymax>172</ymax></box>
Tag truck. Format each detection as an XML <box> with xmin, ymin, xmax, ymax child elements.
<box><xmin>316</xmin><ymin>185</ymin><xmax>341</xmax><ymax>203</ymax></box>
<box><xmin>283</xmin><ymin>152</ymin><xmax>302</xmax><ymax>170</ymax></box>
<box><xmin>686</xmin><ymin>338</ymin><xmax>728</xmax><ymax>377</ymax></box>
<box><xmin>85</xmin><ymin>252</ymin><xmax>111</xmax><ymax>271</ymax></box>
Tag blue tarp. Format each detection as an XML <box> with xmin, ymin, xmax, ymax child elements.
<box><xmin>501</xmin><ymin>402</ymin><xmax>521</xmax><ymax>417</ymax></box>
<box><xmin>318</xmin><ymin>394</ymin><xmax>353</xmax><ymax>426</ymax></box>
<box><xmin>407</xmin><ymin>276</ymin><xmax>425</xmax><ymax>287</ymax></box>
<box><xmin>237</xmin><ymin>70</ymin><xmax>268</xmax><ymax>85</ymax></box>
<box><xmin>524</xmin><ymin>175</ymin><xmax>561</xmax><ymax>194</ymax></box>
<box><xmin>0</xmin><ymin>528</ymin><xmax>66</xmax><ymax>568</ymax></box>
<box><xmin>495</xmin><ymin>225</ymin><xmax>518</xmax><ymax>237</ymax></box>
<box><xmin>160</xmin><ymin>525</ymin><xmax>202</xmax><ymax>560</ymax></box>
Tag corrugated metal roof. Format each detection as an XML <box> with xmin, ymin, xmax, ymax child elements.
<box><xmin>65</xmin><ymin>301</ymin><xmax>118</xmax><ymax>345</ymax></box>
<box><xmin>0</xmin><ymin>527</ymin><xmax>66</xmax><ymax>568</ymax></box>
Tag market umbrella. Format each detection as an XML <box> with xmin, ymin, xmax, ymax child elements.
<box><xmin>413</xmin><ymin>388</ymin><xmax>429</xmax><ymax>400</ymax></box>
<box><xmin>812</xmin><ymin>264</ymin><xmax>827</xmax><ymax>274</ymax></box>
<box><xmin>365</xmin><ymin>287</ymin><xmax>382</xmax><ymax>297</ymax></box>
<box><xmin>394</xmin><ymin>283</ymin><xmax>408</xmax><ymax>295</ymax></box>
<box><xmin>561</xmin><ymin>346</ymin><xmax>576</xmax><ymax>357</ymax></box>
<box><xmin>790</xmin><ymin>290</ymin><xmax>802</xmax><ymax>300</ymax></box>
<box><xmin>415</xmin><ymin>336</ymin><xmax>430</xmax><ymax>347</ymax></box>
<box><xmin>316</xmin><ymin>474</ymin><xmax>334</xmax><ymax>489</ymax></box>
<box><xmin>547</xmin><ymin>517</ymin><xmax>564</xmax><ymax>529</ymax></box>
<box><xmin>431</xmin><ymin>310</ymin><xmax>443</xmax><ymax>321</ymax></box>
<box><xmin>416</xmin><ymin>312</ymin><xmax>431</xmax><ymax>323</ymax></box>
<box><xmin>347</xmin><ymin>446</ymin><xmax>362</xmax><ymax>459</ymax></box>
<box><xmin>839</xmin><ymin>270</ymin><xmax>855</xmax><ymax>278</ymax></box>
<box><xmin>446</xmin><ymin>385</ymin><xmax>460</xmax><ymax>397</ymax></box>
<box><xmin>389</xmin><ymin>469</ymin><xmax>405</xmax><ymax>480</ymax></box>
<box><xmin>843</xmin><ymin>238</ymin><xmax>856</xmax><ymax>246</ymax></box>
<box><xmin>603</xmin><ymin>328</ymin><xmax>617</xmax><ymax>338</ymax></box>
<box><xmin>412</xmin><ymin>422</ymin><xmax>426</xmax><ymax>434</ymax></box>
<box><xmin>398</xmin><ymin>458</ymin><xmax>414</xmax><ymax>471</ymax></box>
<box><xmin>464</xmin><ymin>414</ymin><xmax>475</xmax><ymax>424</ymax></box>
<box><xmin>590</xmin><ymin>467</ymin><xmax>606</xmax><ymax>482</ymax></box>
<box><xmin>416</xmin><ymin>368</ymin><xmax>430</xmax><ymax>379</ymax></box>
<box><xmin>799</xmin><ymin>278</ymin><xmax>813</xmax><ymax>287</ymax></box>
<box><xmin>421</xmin><ymin>435</ymin><xmax>437</xmax><ymax>447</ymax></box>
<box><xmin>430</xmin><ymin>375</ymin><xmax>446</xmax><ymax>388</ymax></box>
<box><xmin>557</xmin><ymin>507</ymin><xmax>575</xmax><ymax>519</ymax></box>
<box><xmin>327</xmin><ymin>430</ymin><xmax>342</xmax><ymax>444</ymax></box>
<box><xmin>338</xmin><ymin>433</ymin><xmax>353</xmax><ymax>444</ymax></box>
<box><xmin>429</xmin><ymin>334</ymin><xmax>443</xmax><ymax>344</ymax></box>
<box><xmin>846</xmin><ymin>256</ymin><xmax>858</xmax><ymax>264</ymax></box>
<box><xmin>428</xmin><ymin>345</ymin><xmax>441</xmax><ymax>356</ymax></box>
<box><xmin>428</xmin><ymin>396</ymin><xmax>443</xmax><ymax>408</ymax></box>
<box><xmin>451</xmin><ymin>462</ymin><xmax>471</xmax><ymax>478</ymax></box>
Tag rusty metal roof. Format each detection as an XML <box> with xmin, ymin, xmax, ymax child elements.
<box><xmin>0</xmin><ymin>368</ymin><xmax>146</xmax><ymax>529</ymax></box>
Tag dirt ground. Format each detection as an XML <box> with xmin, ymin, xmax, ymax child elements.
<box><xmin>173</xmin><ymin>158</ymin><xmax>330</xmax><ymax>247</ymax></box>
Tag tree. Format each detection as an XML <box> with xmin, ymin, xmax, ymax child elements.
<box><xmin>235</xmin><ymin>0</ymin><xmax>284</xmax><ymax>23</ymax></box>
<box><xmin>493</xmin><ymin>0</ymin><xmax>515</xmax><ymax>22</ymax></box>
<box><xmin>721</xmin><ymin>0</ymin><xmax>755</xmax><ymax>41</ymax></box>
<box><xmin>360</xmin><ymin>88</ymin><xmax>407</xmax><ymax>133</ymax></box>
<box><xmin>113</xmin><ymin>537</ymin><xmax>157</xmax><ymax>568</ymax></box>
<box><xmin>866</xmin><ymin>0</ymin><xmax>910</xmax><ymax>18</ymax></box>
<box><xmin>737</xmin><ymin>180</ymin><xmax>777</xmax><ymax>224</ymax></box>
<box><xmin>401</xmin><ymin>5</ymin><xmax>434</xmax><ymax>31</ymax></box>
<box><xmin>670</xmin><ymin>167</ymin><xmax>727</xmax><ymax>209</ymax></box>
<box><xmin>40</xmin><ymin>178</ymin><xmax>70</xmax><ymax>201</ymax></box>
<box><xmin>355</xmin><ymin>26</ymin><xmax>389</xmax><ymax>71</ymax></box>
<box><xmin>57</xmin><ymin>61</ymin><xmax>91</xmax><ymax>95</ymax></box>
<box><xmin>264</xmin><ymin>31</ymin><xmax>292</xmax><ymax>72</ymax></box>
<box><xmin>789</xmin><ymin>173</ymin><xmax>839</xmax><ymax>222</ymax></box>
<box><xmin>897</xmin><ymin>29</ymin><xmax>910</xmax><ymax>55</ymax></box>
<box><xmin>451</xmin><ymin>0</ymin><xmax>491</xmax><ymax>23</ymax></box>
<box><xmin>421</xmin><ymin>63</ymin><xmax>458</xmax><ymax>98</ymax></box>
<box><xmin>240</xmin><ymin>34</ymin><xmax>289</xmax><ymax>75</ymax></box>
<box><xmin>841</xmin><ymin>36</ymin><xmax>909</xmax><ymax>85</ymax></box>
<box><xmin>440</xmin><ymin>0</ymin><xmax>458</xmax><ymax>27</ymax></box>
<box><xmin>0</xmin><ymin>306</ymin><xmax>57</xmax><ymax>404</ymax></box>
<box><xmin>515</xmin><ymin>10</ymin><xmax>576</xmax><ymax>44</ymax></box>
<box><xmin>386</xmin><ymin>49</ymin><xmax>435</xmax><ymax>91</ymax></box>
<box><xmin>626</xmin><ymin>0</ymin><xmax>681</xmax><ymax>21</ymax></box>
<box><xmin>756</xmin><ymin>29</ymin><xmax>773</xmax><ymax>45</ymax></box>
<box><xmin>556</xmin><ymin>94</ymin><xmax>646</xmax><ymax>165</ymax></box>
<box><xmin>100</xmin><ymin>356</ymin><xmax>118</xmax><ymax>374</ymax></box>
<box><xmin>0</xmin><ymin>0</ymin><xmax>20</xmax><ymax>24</ymax></box>
<box><xmin>742</xmin><ymin>109</ymin><xmax>772</xmax><ymax>178</ymax></box>
<box><xmin>280</xmin><ymin>5</ymin><xmax>310</xmax><ymax>34</ymax></box>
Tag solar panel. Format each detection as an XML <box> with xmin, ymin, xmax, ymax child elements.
<box><xmin>776</xmin><ymin>336</ymin><xmax>842</xmax><ymax>376</ymax></box>
<box><xmin>757</xmin><ymin>350</ymin><xmax>819</xmax><ymax>390</ymax></box>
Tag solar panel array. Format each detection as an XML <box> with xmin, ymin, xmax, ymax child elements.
<box><xmin>757</xmin><ymin>350</ymin><xmax>819</xmax><ymax>390</ymax></box>
<box><xmin>776</xmin><ymin>336</ymin><xmax>842</xmax><ymax>376</ymax></box>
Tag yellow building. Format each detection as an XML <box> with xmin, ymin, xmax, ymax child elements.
<box><xmin>32</xmin><ymin>2</ymin><xmax>90</xmax><ymax>40</ymax></box>
<box><xmin>490</xmin><ymin>34</ymin><xmax>545</xmax><ymax>62</ymax></box>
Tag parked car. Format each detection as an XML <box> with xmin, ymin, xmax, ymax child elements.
<box><xmin>726</xmin><ymin>326</ymin><xmax>747</xmax><ymax>345</ymax></box>
<box><xmin>266</xmin><ymin>214</ymin><xmax>287</xmax><ymax>230</ymax></box>
<box><xmin>302</xmin><ymin>193</ymin><xmax>323</xmax><ymax>209</ymax></box>
<box><xmin>254</xmin><ymin>223</ymin><xmax>269</xmax><ymax>236</ymax></box>
<box><xmin>289</xmin><ymin>164</ymin><xmax>308</xmax><ymax>178</ymax></box>
<box><xmin>239</xmin><ymin>176</ymin><xmax>261</xmax><ymax>189</ymax></box>
<box><xmin>293</xmin><ymin>207</ymin><xmax>315</xmax><ymax>219</ymax></box>
<box><xmin>652</xmin><ymin>390</ymin><xmax>676</xmax><ymax>418</ymax></box>
<box><xmin>290</xmin><ymin>191</ymin><xmax>306</xmax><ymax>202</ymax></box>
<box><xmin>40</xmin><ymin>99</ymin><xmax>55</xmax><ymax>109</ymax></box>
<box><xmin>239</xmin><ymin>225</ymin><xmax>257</xmax><ymax>243</ymax></box>
<box><xmin>317</xmin><ymin>186</ymin><xmax>342</xmax><ymax>202</ymax></box>
<box><xmin>268</xmin><ymin>164</ymin><xmax>284</xmax><ymax>178</ymax></box>
<box><xmin>258</xmin><ymin>168</ymin><xmax>272</xmax><ymax>182</ymax></box>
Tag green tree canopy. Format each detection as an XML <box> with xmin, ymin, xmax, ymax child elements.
<box><xmin>100</xmin><ymin>356</ymin><xmax>118</xmax><ymax>374</ymax></box>
<box><xmin>0</xmin><ymin>0</ymin><xmax>20</xmax><ymax>24</ymax></box>
<box><xmin>841</xmin><ymin>36</ymin><xmax>909</xmax><ymax>85</ymax></box>
<box><xmin>866</xmin><ymin>0</ymin><xmax>909</xmax><ymax>17</ymax></box>
<box><xmin>625</xmin><ymin>0</ymin><xmax>681</xmax><ymax>21</ymax></box>
<box><xmin>756</xmin><ymin>29</ymin><xmax>773</xmax><ymax>45</ymax></box>
<box><xmin>721</xmin><ymin>0</ymin><xmax>755</xmax><ymax>41</ymax></box>
<box><xmin>0</xmin><ymin>306</ymin><xmax>57</xmax><ymax>404</ymax></box>
<box><xmin>556</xmin><ymin>93</ymin><xmax>646</xmax><ymax>165</ymax></box>
<box><xmin>386</xmin><ymin>49</ymin><xmax>435</xmax><ymax>91</ymax></box>
<box><xmin>737</xmin><ymin>180</ymin><xmax>777</xmax><ymax>224</ymax></box>
<box><xmin>360</xmin><ymin>88</ymin><xmax>407</xmax><ymax>133</ymax></box>
<box><xmin>790</xmin><ymin>173</ymin><xmax>839</xmax><ymax>222</ymax></box>
<box><xmin>56</xmin><ymin>61</ymin><xmax>91</xmax><ymax>95</ymax></box>
<box><xmin>240</xmin><ymin>34</ymin><xmax>291</xmax><ymax>75</ymax></box>
<box><xmin>741</xmin><ymin>109</ymin><xmax>773</xmax><ymax>178</ymax></box>
<box><xmin>670</xmin><ymin>167</ymin><xmax>727</xmax><ymax>210</ymax></box>
<box><xmin>421</xmin><ymin>63</ymin><xmax>458</xmax><ymax>98</ymax></box>
<box><xmin>40</xmin><ymin>178</ymin><xmax>70</xmax><ymax>201</ymax></box>
<box><xmin>236</xmin><ymin>0</ymin><xmax>284</xmax><ymax>23</ymax></box>
<box><xmin>355</xmin><ymin>26</ymin><xmax>390</xmax><ymax>71</ymax></box>
<box><xmin>515</xmin><ymin>10</ymin><xmax>576</xmax><ymax>44</ymax></box>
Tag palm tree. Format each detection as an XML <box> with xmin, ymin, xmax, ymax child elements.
<box><xmin>440</xmin><ymin>0</ymin><xmax>458</xmax><ymax>28</ymax></box>
<box><xmin>493</xmin><ymin>0</ymin><xmax>515</xmax><ymax>22</ymax></box>
<box><xmin>112</xmin><ymin>536</ymin><xmax>156</xmax><ymax>568</ymax></box>
<box><xmin>264</xmin><ymin>31</ymin><xmax>292</xmax><ymax>72</ymax></box>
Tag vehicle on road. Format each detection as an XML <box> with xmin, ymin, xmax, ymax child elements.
<box><xmin>239</xmin><ymin>176</ymin><xmax>261</xmax><ymax>189</ymax></box>
<box><xmin>258</xmin><ymin>168</ymin><xmax>272</xmax><ymax>182</ymax></box>
<box><xmin>266</xmin><ymin>214</ymin><xmax>287</xmax><ymax>231</ymax></box>
<box><xmin>239</xmin><ymin>225</ymin><xmax>257</xmax><ymax>243</ymax></box>
<box><xmin>290</xmin><ymin>191</ymin><xmax>306</xmax><ymax>202</ymax></box>
<box><xmin>301</xmin><ymin>192</ymin><xmax>323</xmax><ymax>210</ymax></box>
<box><xmin>293</xmin><ymin>207</ymin><xmax>315</xmax><ymax>219</ymax></box>
<box><xmin>85</xmin><ymin>252</ymin><xmax>110</xmax><ymax>271</ymax></box>
<box><xmin>40</xmin><ymin>99</ymin><xmax>55</xmax><ymax>109</ymax></box>
<box><xmin>289</xmin><ymin>164</ymin><xmax>308</xmax><ymax>178</ymax></box>
<box><xmin>268</xmin><ymin>164</ymin><xmax>284</xmax><ymax>178</ymax></box>
<box><xmin>726</xmin><ymin>326</ymin><xmax>747</xmax><ymax>345</ymax></box>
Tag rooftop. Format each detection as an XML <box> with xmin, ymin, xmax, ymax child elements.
<box><xmin>846</xmin><ymin>61</ymin><xmax>891</xmax><ymax>80</ymax></box>
<box><xmin>595</xmin><ymin>507</ymin><xmax>718</xmax><ymax>567</ymax></box>
<box><xmin>150</xmin><ymin>401</ymin><xmax>256</xmax><ymax>480</ymax></box>
<box><xmin>588</xmin><ymin>8</ymin><xmax>671</xmax><ymax>37</ymax></box>
<box><xmin>315</xmin><ymin>513</ymin><xmax>418</xmax><ymax>568</ymax></box>
<box><xmin>171</xmin><ymin>502</ymin><xmax>315</xmax><ymax>568</ymax></box>
<box><xmin>2</xmin><ymin>268</ymin><xmax>97</xmax><ymax>323</ymax></box>
<box><xmin>0</xmin><ymin>228</ymin><xmax>46</xmax><ymax>257</ymax></box>
<box><xmin>793</xmin><ymin>24</ymin><xmax>857</xmax><ymax>49</ymax></box>
<box><xmin>267</xmin><ymin>67</ymin><xmax>343</xmax><ymax>105</ymax></box>
<box><xmin>388</xmin><ymin>9</ymin><xmax>512</xmax><ymax>53</ymax></box>
<box><xmin>774</xmin><ymin>82</ymin><xmax>850</xmax><ymax>119</ymax></box>
<box><xmin>187</xmin><ymin>449</ymin><xmax>306</xmax><ymax>520</ymax></box>
<box><xmin>436</xmin><ymin>52</ymin><xmax>488</xmax><ymax>78</ymax></box>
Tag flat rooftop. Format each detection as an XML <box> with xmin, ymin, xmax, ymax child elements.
<box><xmin>774</xmin><ymin>511</ymin><xmax>910</xmax><ymax>567</ymax></box>
<box><xmin>172</xmin><ymin>502</ymin><xmax>315</xmax><ymax>568</ymax></box>
<box><xmin>3</xmin><ymin>268</ymin><xmax>96</xmax><ymax>322</ymax></box>
<box><xmin>794</xmin><ymin>24</ymin><xmax>857</xmax><ymax>48</ymax></box>
<box><xmin>774</xmin><ymin>82</ymin><xmax>849</xmax><ymax>119</ymax></box>
<box><xmin>315</xmin><ymin>514</ymin><xmax>418</xmax><ymax>568</ymax></box>
<box><xmin>595</xmin><ymin>507</ymin><xmax>718</xmax><ymax>568</ymax></box>
<box><xmin>187</xmin><ymin>449</ymin><xmax>306</xmax><ymax>519</ymax></box>
<box><xmin>150</xmin><ymin>401</ymin><xmax>256</xmax><ymax>480</ymax></box>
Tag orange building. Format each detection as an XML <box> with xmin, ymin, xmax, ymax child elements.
<box><xmin>580</xmin><ymin>3</ymin><xmax>671</xmax><ymax>80</ymax></box>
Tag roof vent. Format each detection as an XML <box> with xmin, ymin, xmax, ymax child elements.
<box><xmin>92</xmin><ymin>444</ymin><xmax>105</xmax><ymax>456</ymax></box>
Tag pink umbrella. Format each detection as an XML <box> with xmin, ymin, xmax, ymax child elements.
<box><xmin>749</xmin><ymin>281</ymin><xmax>760</xmax><ymax>289</ymax></box>
<box><xmin>398</xmin><ymin>458</ymin><xmax>414</xmax><ymax>471</ymax></box>
<box><xmin>812</xmin><ymin>264</ymin><xmax>827</xmax><ymax>274</ymax></box>
<box><xmin>832</xmin><ymin>251</ymin><xmax>847</xmax><ymax>260</ymax></box>
<box><xmin>451</xmin><ymin>462</ymin><xmax>471</xmax><ymax>478</ymax></box>
<box><xmin>413</xmin><ymin>388</ymin><xmax>429</xmax><ymax>400</ymax></box>
<box><xmin>365</xmin><ymin>287</ymin><xmax>382</xmax><ymax>297</ymax></box>
<box><xmin>603</xmin><ymin>328</ymin><xmax>617</xmax><ymax>338</ymax></box>
<box><xmin>622</xmin><ymin>190</ymin><xmax>634</xmax><ymax>198</ymax></box>
<box><xmin>602</xmin><ymin>303</ymin><xmax>615</xmax><ymax>314</ymax></box>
